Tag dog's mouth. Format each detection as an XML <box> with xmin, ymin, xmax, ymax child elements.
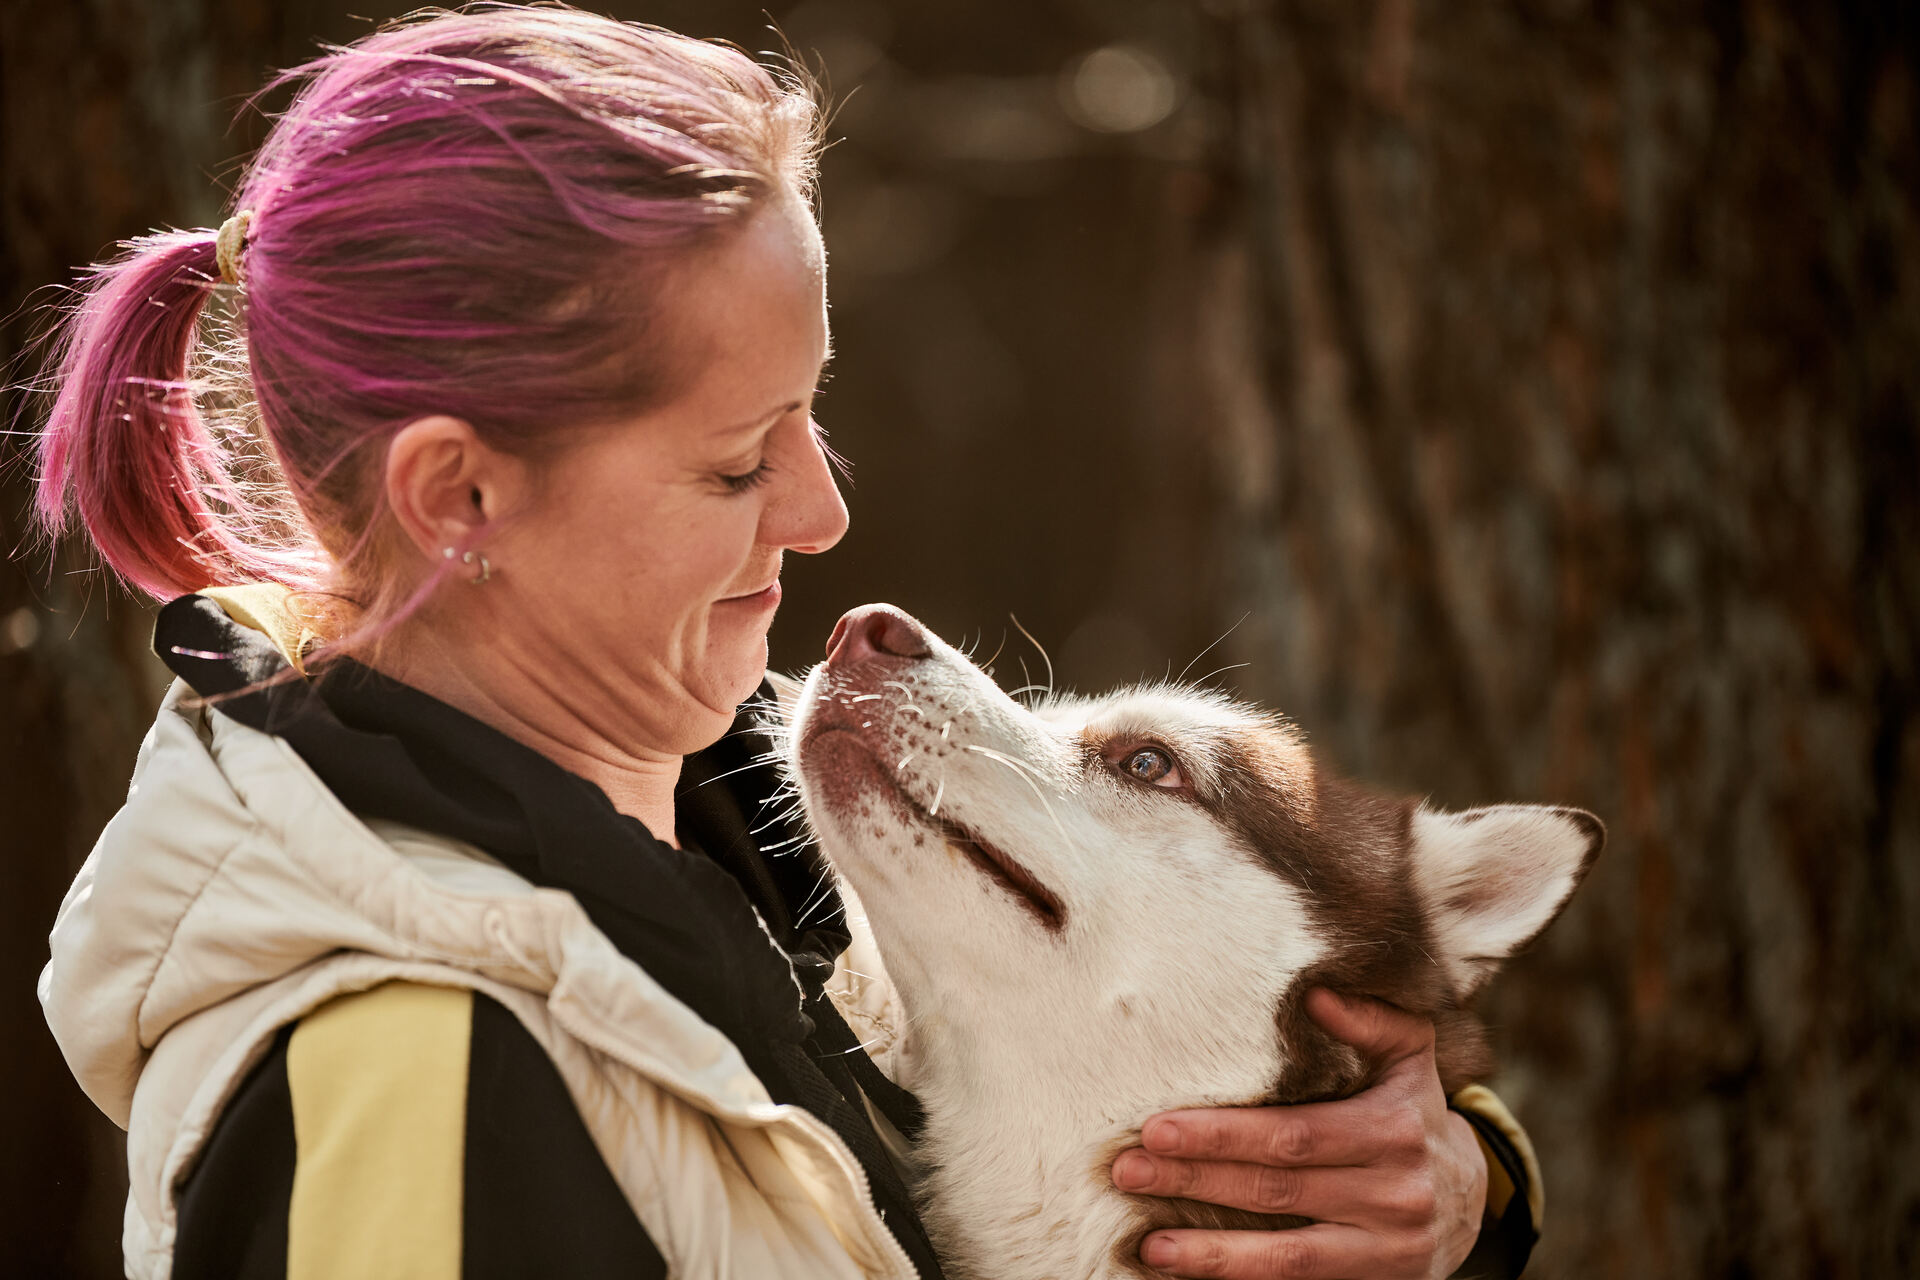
<box><xmin>800</xmin><ymin>719</ymin><xmax>1067</xmax><ymax>933</ymax></box>
<box><xmin>929</xmin><ymin>806</ymin><xmax>1067</xmax><ymax>933</ymax></box>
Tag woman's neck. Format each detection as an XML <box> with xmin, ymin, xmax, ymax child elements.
<box><xmin>367</xmin><ymin>622</ymin><xmax>687</xmax><ymax>847</ymax></box>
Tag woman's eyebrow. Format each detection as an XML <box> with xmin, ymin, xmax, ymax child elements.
<box><xmin>719</xmin><ymin>399</ymin><xmax>805</xmax><ymax>439</ymax></box>
<box><xmin>717</xmin><ymin>353</ymin><xmax>833</xmax><ymax>438</ymax></box>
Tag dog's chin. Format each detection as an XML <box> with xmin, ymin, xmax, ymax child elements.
<box><xmin>798</xmin><ymin>726</ymin><xmax>1067</xmax><ymax>933</ymax></box>
<box><xmin>795</xmin><ymin>725</ymin><xmax>909</xmax><ymax>817</ymax></box>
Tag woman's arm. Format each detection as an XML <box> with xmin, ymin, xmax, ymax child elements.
<box><xmin>1112</xmin><ymin>991</ymin><xmax>1538</xmax><ymax>1279</ymax></box>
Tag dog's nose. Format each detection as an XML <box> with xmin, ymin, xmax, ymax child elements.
<box><xmin>827</xmin><ymin>604</ymin><xmax>932</xmax><ymax>664</ymax></box>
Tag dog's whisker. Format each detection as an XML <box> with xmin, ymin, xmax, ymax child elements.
<box><xmin>872</xmin><ymin>680</ymin><xmax>930</xmax><ymax>718</ymax></box>
<box><xmin>798</xmin><ymin>880</ymin><xmax>844</xmax><ymax>925</ymax></box>
<box><xmin>962</xmin><ymin>742</ymin><xmax>1045</xmax><ymax>783</ymax></box>
<box><xmin>1177</xmin><ymin>611</ymin><xmax>1252</xmax><ymax>686</ymax></box>
<box><xmin>1010</xmin><ymin>613</ymin><xmax>1054</xmax><ymax>700</ymax></box>
<box><xmin>683</xmin><ymin>757</ymin><xmax>780</xmax><ymax>792</ymax></box>
<box><xmin>963</xmin><ymin>744</ymin><xmax>1070</xmax><ymax>844</ymax></box>
<box><xmin>981</xmin><ymin>630</ymin><xmax>1009</xmax><ymax>671</ymax></box>
<box><xmin>826</xmin><ymin>1036</ymin><xmax>886</xmax><ymax>1057</ymax></box>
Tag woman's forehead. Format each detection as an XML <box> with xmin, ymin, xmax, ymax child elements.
<box><xmin>643</xmin><ymin>203</ymin><xmax>828</xmax><ymax>439</ymax></box>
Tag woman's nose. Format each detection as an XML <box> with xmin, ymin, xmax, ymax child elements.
<box><xmin>770</xmin><ymin>419</ymin><xmax>849</xmax><ymax>555</ymax></box>
<box><xmin>826</xmin><ymin>604</ymin><xmax>931</xmax><ymax>664</ymax></box>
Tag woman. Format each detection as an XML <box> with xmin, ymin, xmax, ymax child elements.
<box><xmin>31</xmin><ymin>6</ymin><xmax>1538</xmax><ymax>1278</ymax></box>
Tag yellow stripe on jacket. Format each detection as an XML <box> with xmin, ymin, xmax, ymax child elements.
<box><xmin>1450</xmin><ymin>1083</ymin><xmax>1546</xmax><ymax>1228</ymax></box>
<box><xmin>287</xmin><ymin>983</ymin><xmax>472</xmax><ymax>1280</ymax></box>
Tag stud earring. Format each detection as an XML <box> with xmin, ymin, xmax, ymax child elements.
<box><xmin>443</xmin><ymin>545</ymin><xmax>492</xmax><ymax>585</ymax></box>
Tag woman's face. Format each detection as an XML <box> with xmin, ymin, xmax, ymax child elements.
<box><xmin>480</xmin><ymin>195</ymin><xmax>847</xmax><ymax>756</ymax></box>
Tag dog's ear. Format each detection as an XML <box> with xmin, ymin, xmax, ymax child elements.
<box><xmin>764</xmin><ymin>670</ymin><xmax>805</xmax><ymax>722</ymax></box>
<box><xmin>1409</xmin><ymin>804</ymin><xmax>1604</xmax><ymax>999</ymax></box>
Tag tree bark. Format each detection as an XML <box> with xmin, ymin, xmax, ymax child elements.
<box><xmin>1176</xmin><ymin>1</ymin><xmax>1920</xmax><ymax>1273</ymax></box>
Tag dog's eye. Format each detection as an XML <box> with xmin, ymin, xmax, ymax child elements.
<box><xmin>1121</xmin><ymin>747</ymin><xmax>1184</xmax><ymax>789</ymax></box>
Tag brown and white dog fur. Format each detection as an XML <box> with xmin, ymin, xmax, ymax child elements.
<box><xmin>780</xmin><ymin>605</ymin><xmax>1602</xmax><ymax>1280</ymax></box>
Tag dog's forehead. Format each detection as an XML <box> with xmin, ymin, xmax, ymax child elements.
<box><xmin>1036</xmin><ymin>684</ymin><xmax>1258</xmax><ymax>737</ymax></box>
<box><xmin>1036</xmin><ymin>685</ymin><xmax>1312</xmax><ymax>796</ymax></box>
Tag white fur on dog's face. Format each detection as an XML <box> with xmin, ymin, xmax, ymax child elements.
<box><xmin>791</xmin><ymin>618</ymin><xmax>1325</xmax><ymax>1118</ymax></box>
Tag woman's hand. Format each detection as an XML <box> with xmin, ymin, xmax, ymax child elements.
<box><xmin>1111</xmin><ymin>990</ymin><xmax>1486</xmax><ymax>1279</ymax></box>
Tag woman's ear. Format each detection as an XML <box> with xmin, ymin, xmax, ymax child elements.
<box><xmin>383</xmin><ymin>416</ymin><xmax>528</xmax><ymax>565</ymax></box>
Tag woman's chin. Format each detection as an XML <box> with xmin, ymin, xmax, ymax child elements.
<box><xmin>704</xmin><ymin>636</ymin><xmax>771</xmax><ymax>712</ymax></box>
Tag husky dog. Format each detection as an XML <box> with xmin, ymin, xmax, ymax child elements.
<box><xmin>784</xmin><ymin>604</ymin><xmax>1602</xmax><ymax>1280</ymax></box>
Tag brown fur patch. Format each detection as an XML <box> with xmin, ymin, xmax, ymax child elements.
<box><xmin>1206</xmin><ymin>730</ymin><xmax>1492</xmax><ymax>1098</ymax></box>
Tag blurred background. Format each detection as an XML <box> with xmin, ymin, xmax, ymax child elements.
<box><xmin>3</xmin><ymin>0</ymin><xmax>1915</xmax><ymax>1274</ymax></box>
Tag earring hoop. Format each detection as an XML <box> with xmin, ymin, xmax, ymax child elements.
<box><xmin>443</xmin><ymin>546</ymin><xmax>492</xmax><ymax>585</ymax></box>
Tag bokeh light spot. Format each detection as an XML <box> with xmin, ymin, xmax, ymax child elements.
<box><xmin>1061</xmin><ymin>45</ymin><xmax>1179</xmax><ymax>135</ymax></box>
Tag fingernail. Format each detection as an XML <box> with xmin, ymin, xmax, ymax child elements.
<box><xmin>1143</xmin><ymin>1234</ymin><xmax>1179</xmax><ymax>1267</ymax></box>
<box><xmin>1143</xmin><ymin>1119</ymin><xmax>1183</xmax><ymax>1153</ymax></box>
<box><xmin>1113</xmin><ymin>1150</ymin><xmax>1156</xmax><ymax>1190</ymax></box>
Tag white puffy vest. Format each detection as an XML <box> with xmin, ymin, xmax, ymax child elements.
<box><xmin>40</xmin><ymin>680</ymin><xmax>918</xmax><ymax>1280</ymax></box>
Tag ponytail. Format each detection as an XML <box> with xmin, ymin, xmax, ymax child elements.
<box><xmin>32</xmin><ymin>230</ymin><xmax>324</xmax><ymax>602</ymax></box>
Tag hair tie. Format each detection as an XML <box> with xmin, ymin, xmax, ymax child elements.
<box><xmin>215</xmin><ymin>210</ymin><xmax>253</xmax><ymax>287</ymax></box>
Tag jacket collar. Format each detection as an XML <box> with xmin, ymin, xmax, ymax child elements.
<box><xmin>145</xmin><ymin>595</ymin><xmax>947</xmax><ymax>1273</ymax></box>
<box><xmin>151</xmin><ymin>593</ymin><xmax>839</xmax><ymax>1063</ymax></box>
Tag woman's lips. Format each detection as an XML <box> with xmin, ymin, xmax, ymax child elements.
<box><xmin>719</xmin><ymin>580</ymin><xmax>782</xmax><ymax>610</ymax></box>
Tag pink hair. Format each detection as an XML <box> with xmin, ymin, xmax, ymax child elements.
<box><xmin>31</xmin><ymin>3</ymin><xmax>819</xmax><ymax>635</ymax></box>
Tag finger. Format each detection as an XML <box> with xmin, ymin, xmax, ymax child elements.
<box><xmin>1112</xmin><ymin>1151</ymin><xmax>1419</xmax><ymax>1225</ymax></box>
<box><xmin>1305</xmin><ymin>989</ymin><xmax>1433</xmax><ymax>1069</ymax></box>
<box><xmin>1140</xmin><ymin>1223</ymin><xmax>1391</xmax><ymax>1279</ymax></box>
<box><xmin>1138</xmin><ymin>1100</ymin><xmax>1398</xmax><ymax>1168</ymax></box>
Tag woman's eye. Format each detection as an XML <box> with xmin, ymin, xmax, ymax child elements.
<box><xmin>719</xmin><ymin>460</ymin><xmax>775</xmax><ymax>493</ymax></box>
<box><xmin>1121</xmin><ymin>747</ymin><xmax>1183</xmax><ymax>789</ymax></box>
